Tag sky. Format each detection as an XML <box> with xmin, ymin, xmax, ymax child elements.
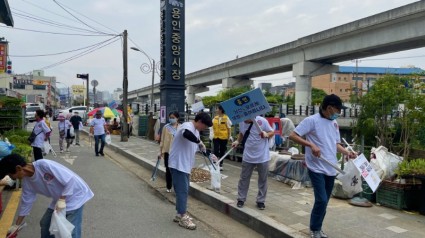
<box><xmin>2</xmin><ymin>0</ymin><xmax>424</xmax><ymax>96</ymax></box>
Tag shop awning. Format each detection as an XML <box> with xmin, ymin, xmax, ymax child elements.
<box><xmin>0</xmin><ymin>0</ymin><xmax>13</xmax><ymax>27</ymax></box>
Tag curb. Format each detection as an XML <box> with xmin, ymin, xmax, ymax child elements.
<box><xmin>83</xmin><ymin>130</ymin><xmax>306</xmax><ymax>238</ymax></box>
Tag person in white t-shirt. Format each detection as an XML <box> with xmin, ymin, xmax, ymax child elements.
<box><xmin>168</xmin><ymin>112</ymin><xmax>212</xmax><ymax>230</ymax></box>
<box><xmin>289</xmin><ymin>94</ymin><xmax>356</xmax><ymax>238</ymax></box>
<box><xmin>90</xmin><ymin>110</ymin><xmax>110</xmax><ymax>156</ymax></box>
<box><xmin>31</xmin><ymin>110</ymin><xmax>51</xmax><ymax>161</ymax></box>
<box><xmin>0</xmin><ymin>153</ymin><xmax>94</xmax><ymax>238</ymax></box>
<box><xmin>231</xmin><ymin>115</ymin><xmax>274</xmax><ymax>210</ymax></box>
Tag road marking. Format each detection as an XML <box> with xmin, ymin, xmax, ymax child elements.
<box><xmin>0</xmin><ymin>190</ymin><xmax>22</xmax><ymax>237</ymax></box>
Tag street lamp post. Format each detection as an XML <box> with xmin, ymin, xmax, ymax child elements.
<box><xmin>130</xmin><ymin>47</ymin><xmax>156</xmax><ymax>112</ymax></box>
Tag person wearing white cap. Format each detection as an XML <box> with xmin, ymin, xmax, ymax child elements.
<box><xmin>57</xmin><ymin>114</ymin><xmax>72</xmax><ymax>153</ymax></box>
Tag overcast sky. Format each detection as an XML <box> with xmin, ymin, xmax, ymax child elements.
<box><xmin>2</xmin><ymin>0</ymin><xmax>424</xmax><ymax>96</ymax></box>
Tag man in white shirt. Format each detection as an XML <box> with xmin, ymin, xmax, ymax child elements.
<box><xmin>168</xmin><ymin>112</ymin><xmax>212</xmax><ymax>230</ymax></box>
<box><xmin>0</xmin><ymin>154</ymin><xmax>94</xmax><ymax>238</ymax></box>
<box><xmin>231</xmin><ymin>115</ymin><xmax>274</xmax><ymax>210</ymax></box>
<box><xmin>289</xmin><ymin>94</ymin><xmax>356</xmax><ymax>238</ymax></box>
<box><xmin>90</xmin><ymin>110</ymin><xmax>110</xmax><ymax>156</ymax></box>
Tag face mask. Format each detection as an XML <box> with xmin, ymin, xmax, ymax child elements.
<box><xmin>169</xmin><ymin>118</ymin><xmax>177</xmax><ymax>124</ymax></box>
<box><xmin>329</xmin><ymin>113</ymin><xmax>340</xmax><ymax>120</ymax></box>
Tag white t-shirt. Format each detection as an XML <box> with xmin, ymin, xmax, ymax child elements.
<box><xmin>239</xmin><ymin>116</ymin><xmax>273</xmax><ymax>163</ymax></box>
<box><xmin>294</xmin><ymin>113</ymin><xmax>341</xmax><ymax>176</ymax></box>
<box><xmin>19</xmin><ymin>160</ymin><xmax>94</xmax><ymax>216</ymax></box>
<box><xmin>90</xmin><ymin>117</ymin><xmax>106</xmax><ymax>135</ymax></box>
<box><xmin>168</xmin><ymin>122</ymin><xmax>200</xmax><ymax>174</ymax></box>
<box><xmin>31</xmin><ymin>120</ymin><xmax>51</xmax><ymax>148</ymax></box>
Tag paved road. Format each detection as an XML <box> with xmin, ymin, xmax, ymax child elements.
<box><xmin>3</xmin><ymin>121</ymin><xmax>259</xmax><ymax>238</ymax></box>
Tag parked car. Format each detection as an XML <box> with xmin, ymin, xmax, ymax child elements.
<box><xmin>59</xmin><ymin>106</ymin><xmax>92</xmax><ymax>118</ymax></box>
<box><xmin>25</xmin><ymin>106</ymin><xmax>41</xmax><ymax>122</ymax></box>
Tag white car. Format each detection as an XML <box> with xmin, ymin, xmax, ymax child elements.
<box><xmin>25</xmin><ymin>106</ymin><xmax>41</xmax><ymax>122</ymax></box>
<box><xmin>59</xmin><ymin>106</ymin><xmax>93</xmax><ymax>118</ymax></box>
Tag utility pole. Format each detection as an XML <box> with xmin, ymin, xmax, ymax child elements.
<box><xmin>121</xmin><ymin>30</ymin><xmax>129</xmax><ymax>142</ymax></box>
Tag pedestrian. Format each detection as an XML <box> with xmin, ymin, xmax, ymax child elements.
<box><xmin>70</xmin><ymin>111</ymin><xmax>83</xmax><ymax>146</ymax></box>
<box><xmin>159</xmin><ymin>111</ymin><xmax>181</xmax><ymax>193</ymax></box>
<box><xmin>0</xmin><ymin>153</ymin><xmax>94</xmax><ymax>238</ymax></box>
<box><xmin>288</xmin><ymin>94</ymin><xmax>356</xmax><ymax>238</ymax></box>
<box><xmin>65</xmin><ymin>113</ymin><xmax>75</xmax><ymax>153</ymax></box>
<box><xmin>30</xmin><ymin>110</ymin><xmax>51</xmax><ymax>161</ymax></box>
<box><xmin>90</xmin><ymin>110</ymin><xmax>109</xmax><ymax>156</ymax></box>
<box><xmin>231</xmin><ymin>115</ymin><xmax>274</xmax><ymax>210</ymax></box>
<box><xmin>210</xmin><ymin>105</ymin><xmax>232</xmax><ymax>171</ymax></box>
<box><xmin>168</xmin><ymin>112</ymin><xmax>212</xmax><ymax>230</ymax></box>
<box><xmin>57</xmin><ymin>114</ymin><xmax>72</xmax><ymax>153</ymax></box>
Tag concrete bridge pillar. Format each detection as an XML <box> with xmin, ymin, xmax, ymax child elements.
<box><xmin>222</xmin><ymin>77</ymin><xmax>252</xmax><ymax>89</ymax></box>
<box><xmin>293</xmin><ymin>61</ymin><xmax>338</xmax><ymax>107</ymax></box>
<box><xmin>186</xmin><ymin>85</ymin><xmax>209</xmax><ymax>105</ymax></box>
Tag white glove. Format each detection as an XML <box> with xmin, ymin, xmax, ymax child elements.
<box><xmin>229</xmin><ymin>136</ymin><xmax>234</xmax><ymax>142</ymax></box>
<box><xmin>198</xmin><ymin>140</ymin><xmax>206</xmax><ymax>152</ymax></box>
<box><xmin>210</xmin><ymin>154</ymin><xmax>218</xmax><ymax>162</ymax></box>
<box><xmin>7</xmin><ymin>224</ymin><xmax>19</xmax><ymax>235</ymax></box>
<box><xmin>4</xmin><ymin>175</ymin><xmax>15</xmax><ymax>187</ymax></box>
<box><xmin>55</xmin><ymin>198</ymin><xmax>66</xmax><ymax>211</ymax></box>
<box><xmin>231</xmin><ymin>141</ymin><xmax>239</xmax><ymax>148</ymax></box>
<box><xmin>260</xmin><ymin>131</ymin><xmax>268</xmax><ymax>139</ymax></box>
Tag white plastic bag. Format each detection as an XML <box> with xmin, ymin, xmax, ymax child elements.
<box><xmin>49</xmin><ymin>210</ymin><xmax>74</xmax><ymax>238</ymax></box>
<box><xmin>69</xmin><ymin>127</ymin><xmax>75</xmax><ymax>137</ymax></box>
<box><xmin>43</xmin><ymin>141</ymin><xmax>51</xmax><ymax>154</ymax></box>
<box><xmin>210</xmin><ymin>165</ymin><xmax>221</xmax><ymax>192</ymax></box>
<box><xmin>336</xmin><ymin>160</ymin><xmax>363</xmax><ymax>198</ymax></box>
<box><xmin>105</xmin><ymin>134</ymin><xmax>112</xmax><ymax>145</ymax></box>
<box><xmin>370</xmin><ymin>146</ymin><xmax>403</xmax><ymax>180</ymax></box>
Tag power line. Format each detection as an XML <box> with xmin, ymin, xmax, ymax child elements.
<box><xmin>361</xmin><ymin>55</ymin><xmax>425</xmax><ymax>61</ymax></box>
<box><xmin>9</xmin><ymin>37</ymin><xmax>121</xmax><ymax>57</ymax></box>
<box><xmin>38</xmin><ymin>36</ymin><xmax>121</xmax><ymax>70</ymax></box>
<box><xmin>53</xmin><ymin>0</ymin><xmax>111</xmax><ymax>35</ymax></box>
<box><xmin>0</xmin><ymin>25</ymin><xmax>116</xmax><ymax>37</ymax></box>
<box><xmin>11</xmin><ymin>9</ymin><xmax>110</xmax><ymax>35</ymax></box>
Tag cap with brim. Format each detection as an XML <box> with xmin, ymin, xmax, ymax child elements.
<box><xmin>322</xmin><ymin>94</ymin><xmax>348</xmax><ymax>110</ymax></box>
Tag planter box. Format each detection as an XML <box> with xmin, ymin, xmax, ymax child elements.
<box><xmin>376</xmin><ymin>180</ymin><xmax>421</xmax><ymax>210</ymax></box>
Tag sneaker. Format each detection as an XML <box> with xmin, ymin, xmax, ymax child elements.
<box><xmin>65</xmin><ymin>148</ymin><xmax>69</xmax><ymax>152</ymax></box>
<box><xmin>60</xmin><ymin>150</ymin><xmax>64</xmax><ymax>153</ymax></box>
<box><xmin>179</xmin><ymin>215</ymin><xmax>196</xmax><ymax>230</ymax></box>
<box><xmin>237</xmin><ymin>200</ymin><xmax>244</xmax><ymax>208</ymax></box>
<box><xmin>76</xmin><ymin>143</ymin><xmax>80</xmax><ymax>146</ymax></box>
<box><xmin>99</xmin><ymin>152</ymin><xmax>105</xmax><ymax>156</ymax></box>
<box><xmin>320</xmin><ymin>230</ymin><xmax>328</xmax><ymax>238</ymax></box>
<box><xmin>310</xmin><ymin>230</ymin><xmax>321</xmax><ymax>238</ymax></box>
<box><xmin>173</xmin><ymin>215</ymin><xmax>181</xmax><ymax>222</ymax></box>
<box><xmin>95</xmin><ymin>154</ymin><xmax>99</xmax><ymax>156</ymax></box>
<box><xmin>256</xmin><ymin>202</ymin><xmax>265</xmax><ymax>210</ymax></box>
<box><xmin>166</xmin><ymin>189</ymin><xmax>172</xmax><ymax>193</ymax></box>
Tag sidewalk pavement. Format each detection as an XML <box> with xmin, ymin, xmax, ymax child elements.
<box><xmin>93</xmin><ymin>132</ymin><xmax>425</xmax><ymax>238</ymax></box>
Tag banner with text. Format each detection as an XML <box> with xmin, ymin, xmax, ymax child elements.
<box><xmin>353</xmin><ymin>154</ymin><xmax>381</xmax><ymax>192</ymax></box>
<box><xmin>220</xmin><ymin>88</ymin><xmax>271</xmax><ymax>124</ymax></box>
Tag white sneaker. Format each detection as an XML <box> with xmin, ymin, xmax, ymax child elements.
<box><xmin>178</xmin><ymin>215</ymin><xmax>196</xmax><ymax>230</ymax></box>
<box><xmin>65</xmin><ymin>148</ymin><xmax>69</xmax><ymax>152</ymax></box>
<box><xmin>60</xmin><ymin>150</ymin><xmax>64</xmax><ymax>153</ymax></box>
<box><xmin>166</xmin><ymin>189</ymin><xmax>172</xmax><ymax>193</ymax></box>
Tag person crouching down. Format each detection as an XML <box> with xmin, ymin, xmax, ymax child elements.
<box><xmin>0</xmin><ymin>154</ymin><xmax>94</xmax><ymax>238</ymax></box>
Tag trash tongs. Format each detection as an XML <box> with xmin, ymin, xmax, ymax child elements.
<box><xmin>200</xmin><ymin>151</ymin><xmax>217</xmax><ymax>171</ymax></box>
<box><xmin>6</xmin><ymin>222</ymin><xmax>27</xmax><ymax>238</ymax></box>
<box><xmin>150</xmin><ymin>155</ymin><xmax>161</xmax><ymax>181</ymax></box>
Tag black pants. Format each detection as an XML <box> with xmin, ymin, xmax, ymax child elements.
<box><xmin>213</xmin><ymin>138</ymin><xmax>228</xmax><ymax>166</ymax></box>
<box><xmin>164</xmin><ymin>152</ymin><xmax>172</xmax><ymax>190</ymax></box>
<box><xmin>33</xmin><ymin>147</ymin><xmax>43</xmax><ymax>161</ymax></box>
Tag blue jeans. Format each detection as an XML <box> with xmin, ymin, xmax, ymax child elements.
<box><xmin>308</xmin><ymin>170</ymin><xmax>335</xmax><ymax>231</ymax></box>
<box><xmin>94</xmin><ymin>134</ymin><xmax>106</xmax><ymax>155</ymax></box>
<box><xmin>170</xmin><ymin>168</ymin><xmax>190</xmax><ymax>215</ymax></box>
<box><xmin>40</xmin><ymin>206</ymin><xmax>84</xmax><ymax>238</ymax></box>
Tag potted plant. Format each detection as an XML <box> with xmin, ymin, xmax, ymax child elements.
<box><xmin>395</xmin><ymin>159</ymin><xmax>425</xmax><ymax>214</ymax></box>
